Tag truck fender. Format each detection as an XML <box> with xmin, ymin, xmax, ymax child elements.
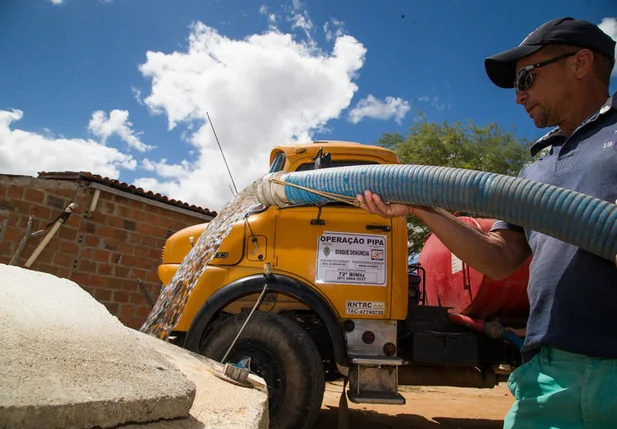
<box><xmin>183</xmin><ymin>273</ymin><xmax>349</xmax><ymax>374</ymax></box>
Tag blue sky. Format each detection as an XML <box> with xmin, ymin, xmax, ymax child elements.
<box><xmin>1</xmin><ymin>0</ymin><xmax>615</xmax><ymax>210</ymax></box>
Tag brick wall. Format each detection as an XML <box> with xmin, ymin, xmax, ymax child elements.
<box><xmin>0</xmin><ymin>175</ymin><xmax>212</xmax><ymax>329</ymax></box>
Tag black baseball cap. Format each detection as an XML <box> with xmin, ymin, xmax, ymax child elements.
<box><xmin>485</xmin><ymin>17</ymin><xmax>616</xmax><ymax>88</ymax></box>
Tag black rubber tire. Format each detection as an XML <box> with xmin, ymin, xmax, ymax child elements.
<box><xmin>200</xmin><ymin>311</ymin><xmax>325</xmax><ymax>429</ymax></box>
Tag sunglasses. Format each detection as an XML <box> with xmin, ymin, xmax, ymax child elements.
<box><xmin>514</xmin><ymin>52</ymin><xmax>576</xmax><ymax>93</ymax></box>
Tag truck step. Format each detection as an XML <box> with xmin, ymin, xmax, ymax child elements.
<box><xmin>348</xmin><ymin>391</ymin><xmax>406</xmax><ymax>405</ymax></box>
<box><xmin>348</xmin><ymin>356</ymin><xmax>405</xmax><ymax>405</ymax></box>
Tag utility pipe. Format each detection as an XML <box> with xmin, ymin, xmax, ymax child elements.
<box><xmin>255</xmin><ymin>165</ymin><xmax>617</xmax><ymax>263</ymax></box>
<box><xmin>25</xmin><ymin>203</ymin><xmax>78</xmax><ymax>268</ymax></box>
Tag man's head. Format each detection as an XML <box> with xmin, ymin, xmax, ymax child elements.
<box><xmin>485</xmin><ymin>17</ymin><xmax>615</xmax><ymax>130</ymax></box>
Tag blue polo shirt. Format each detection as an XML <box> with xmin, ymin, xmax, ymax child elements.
<box><xmin>492</xmin><ymin>93</ymin><xmax>617</xmax><ymax>361</ymax></box>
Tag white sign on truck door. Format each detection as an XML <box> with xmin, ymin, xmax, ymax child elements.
<box><xmin>316</xmin><ymin>231</ymin><xmax>386</xmax><ymax>286</ymax></box>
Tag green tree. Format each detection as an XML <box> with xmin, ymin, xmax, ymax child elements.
<box><xmin>376</xmin><ymin>115</ymin><xmax>534</xmax><ymax>256</ymax></box>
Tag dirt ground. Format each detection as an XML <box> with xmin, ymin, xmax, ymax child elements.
<box><xmin>314</xmin><ymin>381</ymin><xmax>514</xmax><ymax>429</ymax></box>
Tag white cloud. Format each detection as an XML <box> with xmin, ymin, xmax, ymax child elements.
<box><xmin>49</xmin><ymin>0</ymin><xmax>64</xmax><ymax>4</ymax></box>
<box><xmin>598</xmin><ymin>17</ymin><xmax>617</xmax><ymax>77</ymax></box>
<box><xmin>324</xmin><ymin>18</ymin><xmax>345</xmax><ymax>42</ymax></box>
<box><xmin>418</xmin><ymin>95</ymin><xmax>449</xmax><ymax>110</ymax></box>
<box><xmin>131</xmin><ymin>86</ymin><xmax>144</xmax><ymax>105</ymax></box>
<box><xmin>290</xmin><ymin>11</ymin><xmax>312</xmax><ymax>32</ymax></box>
<box><xmin>138</xmin><ymin>21</ymin><xmax>366</xmax><ymax>210</ymax></box>
<box><xmin>88</xmin><ymin>109</ymin><xmax>154</xmax><ymax>152</ymax></box>
<box><xmin>289</xmin><ymin>11</ymin><xmax>314</xmax><ymax>45</ymax></box>
<box><xmin>0</xmin><ymin>109</ymin><xmax>136</xmax><ymax>178</ymax></box>
<box><xmin>283</xmin><ymin>0</ymin><xmax>315</xmax><ymax>46</ymax></box>
<box><xmin>259</xmin><ymin>4</ymin><xmax>278</xmax><ymax>30</ymax></box>
<box><xmin>348</xmin><ymin>95</ymin><xmax>410</xmax><ymax>124</ymax></box>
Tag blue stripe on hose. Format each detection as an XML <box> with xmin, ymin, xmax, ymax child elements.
<box><xmin>279</xmin><ymin>164</ymin><xmax>617</xmax><ymax>262</ymax></box>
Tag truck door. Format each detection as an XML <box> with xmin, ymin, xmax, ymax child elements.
<box><xmin>273</xmin><ymin>204</ymin><xmax>402</xmax><ymax>319</ymax></box>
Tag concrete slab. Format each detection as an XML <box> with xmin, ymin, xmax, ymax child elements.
<box><xmin>128</xmin><ymin>332</ymin><xmax>270</xmax><ymax>429</ymax></box>
<box><xmin>0</xmin><ymin>264</ymin><xmax>196</xmax><ymax>429</ymax></box>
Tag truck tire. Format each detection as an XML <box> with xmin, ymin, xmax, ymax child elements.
<box><xmin>200</xmin><ymin>311</ymin><xmax>325</xmax><ymax>429</ymax></box>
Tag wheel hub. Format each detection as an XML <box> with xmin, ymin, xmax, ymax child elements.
<box><xmin>226</xmin><ymin>339</ymin><xmax>287</xmax><ymax>415</ymax></box>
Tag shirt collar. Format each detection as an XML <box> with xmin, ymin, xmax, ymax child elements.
<box><xmin>529</xmin><ymin>92</ymin><xmax>617</xmax><ymax>157</ymax></box>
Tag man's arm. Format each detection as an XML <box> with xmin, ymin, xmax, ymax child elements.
<box><xmin>357</xmin><ymin>191</ymin><xmax>531</xmax><ymax>280</ymax></box>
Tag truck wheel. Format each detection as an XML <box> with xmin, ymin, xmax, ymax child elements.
<box><xmin>200</xmin><ymin>311</ymin><xmax>325</xmax><ymax>429</ymax></box>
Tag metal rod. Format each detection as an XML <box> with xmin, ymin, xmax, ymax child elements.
<box><xmin>9</xmin><ymin>216</ymin><xmax>34</xmax><ymax>266</ymax></box>
<box><xmin>207</xmin><ymin>112</ymin><xmax>238</xmax><ymax>196</ymax></box>
<box><xmin>245</xmin><ymin>215</ymin><xmax>263</xmax><ymax>260</ymax></box>
<box><xmin>221</xmin><ymin>282</ymin><xmax>268</xmax><ymax>364</ymax></box>
<box><xmin>25</xmin><ymin>203</ymin><xmax>77</xmax><ymax>268</ymax></box>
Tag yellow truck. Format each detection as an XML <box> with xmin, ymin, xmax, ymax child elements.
<box><xmin>158</xmin><ymin>141</ymin><xmax>528</xmax><ymax>429</ymax></box>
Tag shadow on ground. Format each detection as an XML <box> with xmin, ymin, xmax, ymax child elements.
<box><xmin>314</xmin><ymin>405</ymin><xmax>504</xmax><ymax>429</ymax></box>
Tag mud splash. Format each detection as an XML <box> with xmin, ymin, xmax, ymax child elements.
<box><xmin>140</xmin><ymin>182</ymin><xmax>261</xmax><ymax>340</ymax></box>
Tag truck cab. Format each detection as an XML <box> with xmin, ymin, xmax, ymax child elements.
<box><xmin>157</xmin><ymin>141</ymin><xmax>527</xmax><ymax>429</ymax></box>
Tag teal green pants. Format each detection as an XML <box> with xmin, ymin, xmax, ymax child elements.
<box><xmin>504</xmin><ymin>346</ymin><xmax>617</xmax><ymax>429</ymax></box>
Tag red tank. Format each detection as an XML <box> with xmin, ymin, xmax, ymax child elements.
<box><xmin>418</xmin><ymin>217</ymin><xmax>530</xmax><ymax>319</ymax></box>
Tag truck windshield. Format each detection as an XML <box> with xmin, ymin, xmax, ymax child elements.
<box><xmin>268</xmin><ymin>151</ymin><xmax>286</xmax><ymax>173</ymax></box>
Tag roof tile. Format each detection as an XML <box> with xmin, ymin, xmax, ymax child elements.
<box><xmin>37</xmin><ymin>171</ymin><xmax>217</xmax><ymax>217</ymax></box>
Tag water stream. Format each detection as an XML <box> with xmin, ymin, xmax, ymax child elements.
<box><xmin>140</xmin><ymin>181</ymin><xmax>262</xmax><ymax>340</ymax></box>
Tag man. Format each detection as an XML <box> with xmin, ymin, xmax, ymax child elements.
<box><xmin>358</xmin><ymin>17</ymin><xmax>617</xmax><ymax>429</ymax></box>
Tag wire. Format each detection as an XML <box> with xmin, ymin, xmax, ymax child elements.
<box><xmin>207</xmin><ymin>112</ymin><xmax>238</xmax><ymax>196</ymax></box>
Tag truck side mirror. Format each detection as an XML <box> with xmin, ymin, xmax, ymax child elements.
<box><xmin>315</xmin><ymin>151</ymin><xmax>331</xmax><ymax>169</ymax></box>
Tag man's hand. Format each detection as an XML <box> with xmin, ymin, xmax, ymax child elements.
<box><xmin>506</xmin><ymin>327</ymin><xmax>527</xmax><ymax>338</ymax></box>
<box><xmin>356</xmin><ymin>190</ymin><xmax>415</xmax><ymax>218</ymax></box>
